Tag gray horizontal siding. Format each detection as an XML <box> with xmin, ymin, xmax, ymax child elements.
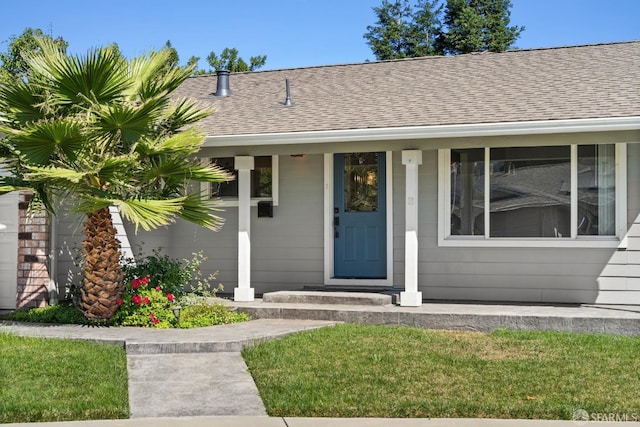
<box><xmin>168</xmin><ymin>154</ymin><xmax>325</xmax><ymax>293</ymax></box>
<box><xmin>596</xmin><ymin>143</ymin><xmax>640</xmax><ymax>303</ymax></box>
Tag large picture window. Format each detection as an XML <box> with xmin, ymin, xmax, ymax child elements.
<box><xmin>441</xmin><ymin>144</ymin><xmax>624</xmax><ymax>246</ymax></box>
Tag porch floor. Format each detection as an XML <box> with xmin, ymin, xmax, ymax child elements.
<box><xmin>232</xmin><ymin>292</ymin><xmax>640</xmax><ymax>336</ymax></box>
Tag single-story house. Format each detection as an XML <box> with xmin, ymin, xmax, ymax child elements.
<box><xmin>2</xmin><ymin>41</ymin><xmax>640</xmax><ymax>309</ymax></box>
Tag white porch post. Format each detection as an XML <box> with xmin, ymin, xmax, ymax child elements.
<box><xmin>401</xmin><ymin>150</ymin><xmax>423</xmax><ymax>306</ymax></box>
<box><xmin>234</xmin><ymin>156</ymin><xmax>255</xmax><ymax>302</ymax></box>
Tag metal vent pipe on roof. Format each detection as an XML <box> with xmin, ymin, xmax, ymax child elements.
<box><xmin>214</xmin><ymin>69</ymin><xmax>231</xmax><ymax>97</ymax></box>
<box><xmin>283</xmin><ymin>79</ymin><xmax>293</xmax><ymax>106</ymax></box>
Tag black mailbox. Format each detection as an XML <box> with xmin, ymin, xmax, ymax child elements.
<box><xmin>257</xmin><ymin>200</ymin><xmax>273</xmax><ymax>218</ymax></box>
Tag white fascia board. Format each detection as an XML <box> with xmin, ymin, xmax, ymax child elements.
<box><xmin>204</xmin><ymin>116</ymin><xmax>640</xmax><ymax>147</ymax></box>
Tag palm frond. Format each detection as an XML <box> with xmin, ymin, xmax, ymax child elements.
<box><xmin>158</xmin><ymin>98</ymin><xmax>213</xmax><ymax>134</ymax></box>
<box><xmin>0</xmin><ymin>185</ymin><xmax>21</xmax><ymax>195</ymax></box>
<box><xmin>139</xmin><ymin>156</ymin><xmax>231</xmax><ymax>190</ymax></box>
<box><xmin>130</xmin><ymin>50</ymin><xmax>193</xmax><ymax>101</ymax></box>
<box><xmin>126</xmin><ymin>51</ymin><xmax>168</xmax><ymax>100</ymax></box>
<box><xmin>112</xmin><ymin>197</ymin><xmax>185</xmax><ymax>232</ymax></box>
<box><xmin>0</xmin><ymin>176</ymin><xmax>30</xmax><ymax>195</ymax></box>
<box><xmin>177</xmin><ymin>192</ymin><xmax>225</xmax><ymax>231</ymax></box>
<box><xmin>149</xmin><ymin>63</ymin><xmax>194</xmax><ymax>97</ymax></box>
<box><xmin>17</xmin><ymin>119</ymin><xmax>85</xmax><ymax>164</ymax></box>
<box><xmin>24</xmin><ymin>165</ymin><xmax>87</xmax><ymax>183</ymax></box>
<box><xmin>94</xmin><ymin>156</ymin><xmax>140</xmax><ymax>184</ymax></box>
<box><xmin>184</xmin><ymin>162</ymin><xmax>234</xmax><ymax>182</ymax></box>
<box><xmin>97</xmin><ymin>102</ymin><xmax>157</xmax><ymax>145</ymax></box>
<box><xmin>72</xmin><ymin>196</ymin><xmax>111</xmax><ymax>215</ymax></box>
<box><xmin>140</xmin><ymin>127</ymin><xmax>205</xmax><ymax>156</ymax></box>
<box><xmin>0</xmin><ymin>79</ymin><xmax>43</xmax><ymax>124</ymax></box>
<box><xmin>27</xmin><ymin>39</ymin><xmax>129</xmax><ymax>108</ymax></box>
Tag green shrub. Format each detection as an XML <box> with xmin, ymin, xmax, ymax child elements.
<box><xmin>7</xmin><ymin>302</ymin><xmax>90</xmax><ymax>325</ymax></box>
<box><xmin>121</xmin><ymin>249</ymin><xmax>217</xmax><ymax>297</ymax></box>
<box><xmin>111</xmin><ymin>276</ymin><xmax>177</xmax><ymax>328</ymax></box>
<box><xmin>7</xmin><ymin>250</ymin><xmax>250</xmax><ymax>329</ymax></box>
<box><xmin>178</xmin><ymin>300</ymin><xmax>250</xmax><ymax>328</ymax></box>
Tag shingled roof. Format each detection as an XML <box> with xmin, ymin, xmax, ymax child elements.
<box><xmin>174</xmin><ymin>42</ymin><xmax>640</xmax><ymax>137</ymax></box>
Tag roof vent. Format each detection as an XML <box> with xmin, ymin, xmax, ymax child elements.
<box><xmin>214</xmin><ymin>69</ymin><xmax>231</xmax><ymax>97</ymax></box>
<box><xmin>283</xmin><ymin>79</ymin><xmax>293</xmax><ymax>106</ymax></box>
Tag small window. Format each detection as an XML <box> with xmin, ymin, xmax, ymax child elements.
<box><xmin>211</xmin><ymin>157</ymin><xmax>238</xmax><ymax>198</ymax></box>
<box><xmin>208</xmin><ymin>156</ymin><xmax>278</xmax><ymax>206</ymax></box>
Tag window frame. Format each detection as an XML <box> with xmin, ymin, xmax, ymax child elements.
<box><xmin>438</xmin><ymin>144</ymin><xmax>627</xmax><ymax>248</ymax></box>
<box><xmin>203</xmin><ymin>155</ymin><xmax>279</xmax><ymax>207</ymax></box>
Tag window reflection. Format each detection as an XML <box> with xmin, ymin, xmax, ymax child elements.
<box><xmin>210</xmin><ymin>156</ymin><xmax>272</xmax><ymax>198</ymax></box>
<box><xmin>451</xmin><ymin>149</ymin><xmax>484</xmax><ymax>235</ymax></box>
<box><xmin>578</xmin><ymin>145</ymin><xmax>615</xmax><ymax>236</ymax></box>
<box><xmin>489</xmin><ymin>146</ymin><xmax>571</xmax><ymax>238</ymax></box>
<box><xmin>450</xmin><ymin>145</ymin><xmax>617</xmax><ymax>239</ymax></box>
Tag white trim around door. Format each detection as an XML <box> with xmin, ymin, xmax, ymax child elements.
<box><xmin>323</xmin><ymin>151</ymin><xmax>394</xmax><ymax>286</ymax></box>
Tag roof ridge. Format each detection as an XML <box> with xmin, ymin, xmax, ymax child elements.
<box><xmin>185</xmin><ymin>40</ymin><xmax>640</xmax><ymax>80</ymax></box>
<box><xmin>505</xmin><ymin>39</ymin><xmax>640</xmax><ymax>53</ymax></box>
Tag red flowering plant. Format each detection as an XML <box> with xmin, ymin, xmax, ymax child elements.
<box><xmin>112</xmin><ymin>276</ymin><xmax>178</xmax><ymax>328</ymax></box>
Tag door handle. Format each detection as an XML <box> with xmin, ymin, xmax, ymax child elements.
<box><xmin>334</xmin><ymin>216</ymin><xmax>339</xmax><ymax>238</ymax></box>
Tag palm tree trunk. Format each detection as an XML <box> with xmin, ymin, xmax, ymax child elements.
<box><xmin>80</xmin><ymin>207</ymin><xmax>124</xmax><ymax>320</ymax></box>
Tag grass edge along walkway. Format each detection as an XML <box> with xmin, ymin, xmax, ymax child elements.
<box><xmin>0</xmin><ymin>332</ymin><xmax>129</xmax><ymax>423</ymax></box>
<box><xmin>243</xmin><ymin>324</ymin><xmax>640</xmax><ymax>420</ymax></box>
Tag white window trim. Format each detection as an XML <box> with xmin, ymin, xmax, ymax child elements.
<box><xmin>323</xmin><ymin>151</ymin><xmax>394</xmax><ymax>286</ymax></box>
<box><xmin>202</xmin><ymin>155</ymin><xmax>279</xmax><ymax>207</ymax></box>
<box><xmin>438</xmin><ymin>143</ymin><xmax>627</xmax><ymax>248</ymax></box>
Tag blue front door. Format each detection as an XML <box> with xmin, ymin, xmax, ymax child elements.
<box><xmin>333</xmin><ymin>152</ymin><xmax>386</xmax><ymax>279</ymax></box>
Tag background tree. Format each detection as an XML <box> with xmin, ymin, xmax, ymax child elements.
<box><xmin>0</xmin><ymin>40</ymin><xmax>231</xmax><ymax>321</ymax></box>
<box><xmin>207</xmin><ymin>47</ymin><xmax>267</xmax><ymax>72</ymax></box>
<box><xmin>162</xmin><ymin>40</ymin><xmax>180</xmax><ymax>69</ymax></box>
<box><xmin>364</xmin><ymin>0</ymin><xmax>443</xmax><ymax>60</ymax></box>
<box><xmin>0</xmin><ymin>27</ymin><xmax>67</xmax><ymax>82</ymax></box>
<box><xmin>364</xmin><ymin>0</ymin><xmax>523</xmax><ymax>59</ymax></box>
<box><xmin>438</xmin><ymin>0</ymin><xmax>524</xmax><ymax>54</ymax></box>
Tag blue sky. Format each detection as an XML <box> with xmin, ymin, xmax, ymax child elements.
<box><xmin>1</xmin><ymin>0</ymin><xmax>638</xmax><ymax>71</ymax></box>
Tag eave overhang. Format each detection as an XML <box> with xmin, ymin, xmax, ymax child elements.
<box><xmin>203</xmin><ymin>116</ymin><xmax>640</xmax><ymax>148</ymax></box>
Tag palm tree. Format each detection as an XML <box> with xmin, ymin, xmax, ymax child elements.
<box><xmin>0</xmin><ymin>40</ymin><xmax>231</xmax><ymax>320</ymax></box>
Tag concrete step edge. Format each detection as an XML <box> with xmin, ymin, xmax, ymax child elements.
<box><xmin>237</xmin><ymin>306</ymin><xmax>640</xmax><ymax>336</ymax></box>
<box><xmin>262</xmin><ymin>291</ymin><xmax>393</xmax><ymax>306</ymax></box>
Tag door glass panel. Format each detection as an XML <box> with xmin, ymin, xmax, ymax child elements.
<box><xmin>344</xmin><ymin>153</ymin><xmax>378</xmax><ymax>212</ymax></box>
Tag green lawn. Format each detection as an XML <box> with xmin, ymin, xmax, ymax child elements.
<box><xmin>0</xmin><ymin>333</ymin><xmax>129</xmax><ymax>423</ymax></box>
<box><xmin>243</xmin><ymin>324</ymin><xmax>640</xmax><ymax>419</ymax></box>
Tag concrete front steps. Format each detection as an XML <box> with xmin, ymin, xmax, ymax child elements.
<box><xmin>262</xmin><ymin>290</ymin><xmax>393</xmax><ymax>306</ymax></box>
<box><xmin>234</xmin><ymin>291</ymin><xmax>640</xmax><ymax>336</ymax></box>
